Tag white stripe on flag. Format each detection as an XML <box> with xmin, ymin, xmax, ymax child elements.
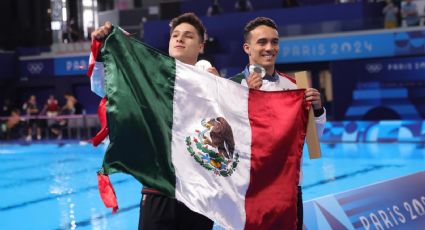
<box><xmin>90</xmin><ymin>61</ymin><xmax>106</xmax><ymax>97</ymax></box>
<box><xmin>172</xmin><ymin>60</ymin><xmax>252</xmax><ymax>230</ymax></box>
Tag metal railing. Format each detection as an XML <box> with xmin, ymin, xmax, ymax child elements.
<box><xmin>0</xmin><ymin>114</ymin><xmax>100</xmax><ymax>141</ymax></box>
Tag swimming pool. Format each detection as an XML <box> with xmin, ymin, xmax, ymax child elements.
<box><xmin>0</xmin><ymin>142</ymin><xmax>424</xmax><ymax>229</ymax></box>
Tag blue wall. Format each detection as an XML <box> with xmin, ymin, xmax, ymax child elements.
<box><xmin>144</xmin><ymin>2</ymin><xmax>383</xmax><ymax>75</ymax></box>
<box><xmin>144</xmin><ymin>2</ymin><xmax>382</xmax><ymax>49</ymax></box>
<box><xmin>180</xmin><ymin>0</ymin><xmax>283</xmax><ymax>16</ymax></box>
<box><xmin>0</xmin><ymin>52</ymin><xmax>17</xmax><ymax>79</ymax></box>
<box><xmin>332</xmin><ymin>56</ymin><xmax>425</xmax><ymax>120</ymax></box>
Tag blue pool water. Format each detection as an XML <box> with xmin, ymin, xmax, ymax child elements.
<box><xmin>0</xmin><ymin>142</ymin><xmax>424</xmax><ymax>229</ymax></box>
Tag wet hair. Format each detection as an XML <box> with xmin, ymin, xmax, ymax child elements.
<box><xmin>243</xmin><ymin>17</ymin><xmax>278</xmax><ymax>42</ymax></box>
<box><xmin>169</xmin><ymin>12</ymin><xmax>206</xmax><ymax>43</ymax></box>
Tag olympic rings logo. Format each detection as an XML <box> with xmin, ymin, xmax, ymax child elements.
<box><xmin>26</xmin><ymin>62</ymin><xmax>44</xmax><ymax>74</ymax></box>
<box><xmin>365</xmin><ymin>63</ymin><xmax>382</xmax><ymax>74</ymax></box>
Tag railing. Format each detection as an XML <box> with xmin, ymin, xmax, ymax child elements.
<box><xmin>0</xmin><ymin>114</ymin><xmax>100</xmax><ymax>141</ymax></box>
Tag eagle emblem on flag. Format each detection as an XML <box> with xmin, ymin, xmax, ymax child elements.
<box><xmin>185</xmin><ymin>117</ymin><xmax>240</xmax><ymax>177</ymax></box>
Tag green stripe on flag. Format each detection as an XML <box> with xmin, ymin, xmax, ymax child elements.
<box><xmin>101</xmin><ymin>27</ymin><xmax>176</xmax><ymax>197</ymax></box>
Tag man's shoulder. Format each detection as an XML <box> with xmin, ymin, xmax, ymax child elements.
<box><xmin>228</xmin><ymin>72</ymin><xmax>245</xmax><ymax>84</ymax></box>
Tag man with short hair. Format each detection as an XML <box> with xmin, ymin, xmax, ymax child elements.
<box><xmin>230</xmin><ymin>17</ymin><xmax>326</xmax><ymax>230</ymax></box>
<box><xmin>91</xmin><ymin>12</ymin><xmax>217</xmax><ymax>230</ymax></box>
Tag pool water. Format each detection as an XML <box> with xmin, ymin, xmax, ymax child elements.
<box><xmin>0</xmin><ymin>142</ymin><xmax>424</xmax><ymax>229</ymax></box>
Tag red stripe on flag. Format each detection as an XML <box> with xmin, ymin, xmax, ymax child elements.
<box><xmin>245</xmin><ymin>89</ymin><xmax>308</xmax><ymax>230</ymax></box>
<box><xmin>92</xmin><ymin>97</ymin><xmax>109</xmax><ymax>146</ymax></box>
<box><xmin>97</xmin><ymin>173</ymin><xmax>118</xmax><ymax>213</ymax></box>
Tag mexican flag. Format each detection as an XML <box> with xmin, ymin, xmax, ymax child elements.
<box><xmin>92</xmin><ymin>27</ymin><xmax>309</xmax><ymax>230</ymax></box>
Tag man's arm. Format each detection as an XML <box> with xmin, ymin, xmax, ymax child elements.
<box><xmin>314</xmin><ymin>108</ymin><xmax>326</xmax><ymax>138</ymax></box>
<box><xmin>304</xmin><ymin>87</ymin><xmax>326</xmax><ymax>138</ymax></box>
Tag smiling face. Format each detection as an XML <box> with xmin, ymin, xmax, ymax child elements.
<box><xmin>243</xmin><ymin>25</ymin><xmax>279</xmax><ymax>75</ymax></box>
<box><xmin>168</xmin><ymin>22</ymin><xmax>204</xmax><ymax>65</ymax></box>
